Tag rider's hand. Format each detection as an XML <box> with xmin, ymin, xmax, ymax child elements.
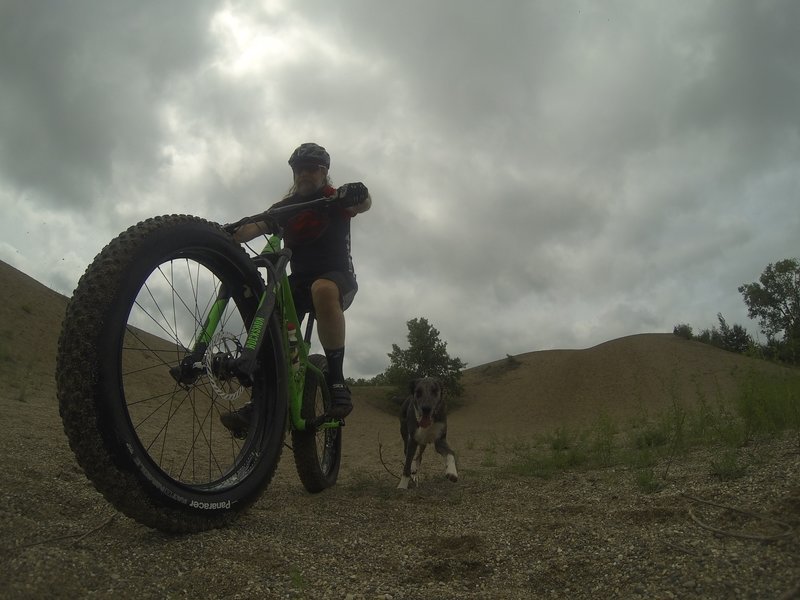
<box><xmin>335</xmin><ymin>182</ymin><xmax>369</xmax><ymax>208</ymax></box>
<box><xmin>222</xmin><ymin>221</ymin><xmax>242</xmax><ymax>234</ymax></box>
<box><xmin>224</xmin><ymin>217</ymin><xmax>276</xmax><ymax>243</ymax></box>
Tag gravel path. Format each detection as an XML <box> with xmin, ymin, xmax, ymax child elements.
<box><xmin>2</xmin><ymin>382</ymin><xmax>798</xmax><ymax>599</ymax></box>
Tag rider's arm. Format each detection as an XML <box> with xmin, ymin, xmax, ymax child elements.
<box><xmin>233</xmin><ymin>221</ymin><xmax>271</xmax><ymax>243</ymax></box>
<box><xmin>336</xmin><ymin>182</ymin><xmax>372</xmax><ymax>216</ymax></box>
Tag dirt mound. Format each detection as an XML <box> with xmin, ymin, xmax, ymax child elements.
<box><xmin>452</xmin><ymin>332</ymin><xmax>790</xmax><ymax>438</ymax></box>
<box><xmin>0</xmin><ymin>257</ymin><xmax>791</xmax><ymax>476</ymax></box>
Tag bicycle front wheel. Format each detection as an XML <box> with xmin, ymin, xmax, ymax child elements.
<box><xmin>56</xmin><ymin>215</ymin><xmax>287</xmax><ymax>532</ymax></box>
<box><xmin>292</xmin><ymin>354</ymin><xmax>342</xmax><ymax>492</ymax></box>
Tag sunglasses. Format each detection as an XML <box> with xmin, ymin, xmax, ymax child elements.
<box><xmin>292</xmin><ymin>164</ymin><xmax>326</xmax><ymax>175</ymax></box>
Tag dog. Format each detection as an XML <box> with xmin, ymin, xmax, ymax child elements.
<box><xmin>397</xmin><ymin>377</ymin><xmax>458</xmax><ymax>489</ymax></box>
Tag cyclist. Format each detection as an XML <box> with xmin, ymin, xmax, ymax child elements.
<box><xmin>221</xmin><ymin>142</ymin><xmax>371</xmax><ymax>432</ymax></box>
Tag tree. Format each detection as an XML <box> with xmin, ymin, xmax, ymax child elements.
<box><xmin>739</xmin><ymin>258</ymin><xmax>800</xmax><ymax>362</ymax></box>
<box><xmin>676</xmin><ymin>315</ymin><xmax>753</xmax><ymax>355</ymax></box>
<box><xmin>384</xmin><ymin>317</ymin><xmax>467</xmax><ymax>399</ymax></box>
<box><xmin>714</xmin><ymin>313</ymin><xmax>753</xmax><ymax>354</ymax></box>
<box><xmin>673</xmin><ymin>323</ymin><xmax>693</xmax><ymax>340</ymax></box>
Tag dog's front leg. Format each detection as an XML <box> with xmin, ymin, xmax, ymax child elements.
<box><xmin>412</xmin><ymin>445</ymin><xmax>425</xmax><ymax>481</ymax></box>
<box><xmin>435</xmin><ymin>438</ymin><xmax>458</xmax><ymax>483</ymax></box>
<box><xmin>398</xmin><ymin>437</ymin><xmax>418</xmax><ymax>490</ymax></box>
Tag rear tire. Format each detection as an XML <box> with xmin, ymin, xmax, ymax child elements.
<box><xmin>56</xmin><ymin>215</ymin><xmax>287</xmax><ymax>532</ymax></box>
<box><xmin>292</xmin><ymin>354</ymin><xmax>342</xmax><ymax>492</ymax></box>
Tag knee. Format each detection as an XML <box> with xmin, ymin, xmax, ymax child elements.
<box><xmin>311</xmin><ymin>279</ymin><xmax>340</xmax><ymax>313</ymax></box>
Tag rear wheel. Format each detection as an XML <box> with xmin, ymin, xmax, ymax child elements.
<box><xmin>292</xmin><ymin>354</ymin><xmax>342</xmax><ymax>492</ymax></box>
<box><xmin>56</xmin><ymin>215</ymin><xmax>287</xmax><ymax>532</ymax></box>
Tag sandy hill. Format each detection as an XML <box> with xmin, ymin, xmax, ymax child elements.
<box><xmin>0</xmin><ymin>258</ymin><xmax>790</xmax><ymax>438</ymax></box>
<box><xmin>451</xmin><ymin>332</ymin><xmax>783</xmax><ymax>439</ymax></box>
<box><xmin>1</xmin><ymin>256</ymin><xmax>792</xmax><ymax>470</ymax></box>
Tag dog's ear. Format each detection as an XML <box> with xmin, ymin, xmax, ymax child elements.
<box><xmin>408</xmin><ymin>378</ymin><xmax>418</xmax><ymax>394</ymax></box>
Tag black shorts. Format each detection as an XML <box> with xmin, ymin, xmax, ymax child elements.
<box><xmin>288</xmin><ymin>271</ymin><xmax>358</xmax><ymax>316</ymax></box>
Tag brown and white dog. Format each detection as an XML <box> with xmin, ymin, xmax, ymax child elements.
<box><xmin>397</xmin><ymin>377</ymin><xmax>458</xmax><ymax>489</ymax></box>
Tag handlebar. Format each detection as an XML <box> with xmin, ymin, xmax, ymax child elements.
<box><xmin>222</xmin><ymin>195</ymin><xmax>341</xmax><ymax>235</ymax></box>
<box><xmin>270</xmin><ymin>194</ymin><xmax>343</xmax><ymax>217</ymax></box>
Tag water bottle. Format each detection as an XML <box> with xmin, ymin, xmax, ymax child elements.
<box><xmin>287</xmin><ymin>322</ymin><xmax>300</xmax><ymax>372</ymax></box>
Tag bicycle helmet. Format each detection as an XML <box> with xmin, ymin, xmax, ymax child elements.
<box><xmin>288</xmin><ymin>143</ymin><xmax>330</xmax><ymax>169</ymax></box>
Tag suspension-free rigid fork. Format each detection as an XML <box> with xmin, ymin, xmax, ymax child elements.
<box><xmin>232</xmin><ymin>250</ymin><xmax>291</xmax><ymax>379</ymax></box>
<box><xmin>169</xmin><ymin>249</ymin><xmax>291</xmax><ymax>386</ymax></box>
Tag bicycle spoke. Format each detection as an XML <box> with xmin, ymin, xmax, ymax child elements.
<box><xmin>122</xmin><ymin>327</ymin><xmax>184</xmax><ymax>374</ymax></box>
<box><xmin>177</xmin><ymin>393</ymin><xmax>226</xmax><ymax>481</ymax></box>
<box><xmin>154</xmin><ymin>262</ymin><xmax>204</xmax><ymax>337</ymax></box>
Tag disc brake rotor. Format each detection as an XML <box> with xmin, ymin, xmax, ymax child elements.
<box><xmin>203</xmin><ymin>332</ymin><xmax>245</xmax><ymax>402</ymax></box>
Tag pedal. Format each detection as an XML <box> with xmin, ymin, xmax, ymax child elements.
<box><xmin>308</xmin><ymin>415</ymin><xmax>345</xmax><ymax>431</ymax></box>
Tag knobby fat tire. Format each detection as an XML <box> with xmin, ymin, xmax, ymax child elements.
<box><xmin>56</xmin><ymin>215</ymin><xmax>288</xmax><ymax>533</ymax></box>
<box><xmin>291</xmin><ymin>354</ymin><xmax>342</xmax><ymax>492</ymax></box>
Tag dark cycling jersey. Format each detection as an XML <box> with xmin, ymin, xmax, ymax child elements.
<box><xmin>271</xmin><ymin>185</ymin><xmax>354</xmax><ymax>278</ymax></box>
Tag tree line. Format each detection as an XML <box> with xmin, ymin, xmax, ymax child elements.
<box><xmin>673</xmin><ymin>258</ymin><xmax>800</xmax><ymax>364</ymax></box>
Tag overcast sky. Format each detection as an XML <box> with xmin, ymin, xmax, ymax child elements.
<box><xmin>1</xmin><ymin>1</ymin><xmax>798</xmax><ymax>379</ymax></box>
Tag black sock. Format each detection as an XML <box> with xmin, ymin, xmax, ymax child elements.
<box><xmin>325</xmin><ymin>347</ymin><xmax>345</xmax><ymax>383</ymax></box>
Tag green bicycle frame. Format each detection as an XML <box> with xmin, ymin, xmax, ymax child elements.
<box><xmin>265</xmin><ymin>235</ymin><xmax>315</xmax><ymax>431</ymax></box>
<box><xmin>186</xmin><ymin>233</ymin><xmax>333</xmax><ymax>432</ymax></box>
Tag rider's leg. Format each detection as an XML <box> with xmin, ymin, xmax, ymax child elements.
<box><xmin>311</xmin><ymin>278</ymin><xmax>352</xmax><ymax>417</ymax></box>
<box><xmin>311</xmin><ymin>278</ymin><xmax>346</xmax><ymax>364</ymax></box>
<box><xmin>221</xmin><ymin>276</ymin><xmax>352</xmax><ymax>433</ymax></box>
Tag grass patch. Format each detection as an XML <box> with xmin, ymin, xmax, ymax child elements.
<box><xmin>480</xmin><ymin>453</ymin><xmax>497</xmax><ymax>468</ymax></box>
<box><xmin>709</xmin><ymin>449</ymin><xmax>746</xmax><ymax>480</ymax></box>
<box><xmin>631</xmin><ymin>426</ymin><xmax>670</xmax><ymax>450</ymax></box>
<box><xmin>736</xmin><ymin>370</ymin><xmax>800</xmax><ymax>435</ymax></box>
<box><xmin>479</xmin><ymin>436</ymin><xmax>502</xmax><ymax>467</ymax></box>
<box><xmin>500</xmin><ymin>368</ymin><xmax>800</xmax><ymax>487</ymax></box>
<box><xmin>634</xmin><ymin>468</ymin><xmax>664</xmax><ymax>494</ymax></box>
<box><xmin>625</xmin><ymin>447</ymin><xmax>658</xmax><ymax>469</ymax></box>
<box><xmin>547</xmin><ymin>426</ymin><xmax>573</xmax><ymax>451</ymax></box>
<box><xmin>591</xmin><ymin>414</ymin><xmax>617</xmax><ymax>467</ymax></box>
<box><xmin>288</xmin><ymin>567</ymin><xmax>308</xmax><ymax>594</ymax></box>
<box><xmin>507</xmin><ymin>452</ymin><xmax>559</xmax><ymax>479</ymax></box>
<box><xmin>507</xmin><ymin>432</ymin><xmax>592</xmax><ymax>479</ymax></box>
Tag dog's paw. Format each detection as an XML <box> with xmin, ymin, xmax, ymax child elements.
<box><xmin>397</xmin><ymin>476</ymin><xmax>411</xmax><ymax>490</ymax></box>
<box><xmin>445</xmin><ymin>455</ymin><xmax>458</xmax><ymax>482</ymax></box>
